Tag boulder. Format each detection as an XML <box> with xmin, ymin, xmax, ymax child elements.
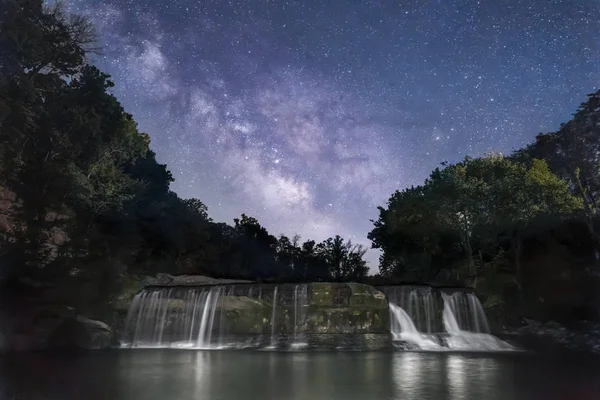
<box><xmin>504</xmin><ymin>319</ymin><xmax>600</xmax><ymax>354</ymax></box>
<box><xmin>3</xmin><ymin>305</ymin><xmax>114</xmax><ymax>352</ymax></box>
<box><xmin>49</xmin><ymin>314</ymin><xmax>114</xmax><ymax>350</ymax></box>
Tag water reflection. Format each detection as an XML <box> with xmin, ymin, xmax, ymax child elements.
<box><xmin>391</xmin><ymin>353</ymin><xmax>510</xmax><ymax>399</ymax></box>
<box><xmin>447</xmin><ymin>356</ymin><xmax>467</xmax><ymax>398</ymax></box>
<box><xmin>1</xmin><ymin>350</ymin><xmax>599</xmax><ymax>399</ymax></box>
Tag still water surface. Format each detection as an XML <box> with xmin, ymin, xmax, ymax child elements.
<box><xmin>1</xmin><ymin>350</ymin><xmax>599</xmax><ymax>399</ymax></box>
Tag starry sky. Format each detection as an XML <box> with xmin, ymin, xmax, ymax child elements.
<box><xmin>65</xmin><ymin>0</ymin><xmax>599</xmax><ymax>272</ymax></box>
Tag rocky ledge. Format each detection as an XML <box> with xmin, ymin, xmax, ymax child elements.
<box><xmin>503</xmin><ymin>319</ymin><xmax>600</xmax><ymax>354</ymax></box>
<box><xmin>0</xmin><ymin>305</ymin><xmax>114</xmax><ymax>354</ymax></box>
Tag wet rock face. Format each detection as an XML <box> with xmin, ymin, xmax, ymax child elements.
<box><xmin>303</xmin><ymin>283</ymin><xmax>389</xmax><ymax>334</ymax></box>
<box><xmin>214</xmin><ymin>282</ymin><xmax>389</xmax><ymax>335</ymax></box>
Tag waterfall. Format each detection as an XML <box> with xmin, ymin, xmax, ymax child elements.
<box><xmin>389</xmin><ymin>303</ymin><xmax>440</xmax><ymax>349</ymax></box>
<box><xmin>384</xmin><ymin>286</ymin><xmax>514</xmax><ymax>352</ymax></box>
<box><xmin>122</xmin><ymin>284</ymin><xmax>291</xmax><ymax>349</ymax></box>
<box><xmin>442</xmin><ymin>292</ymin><xmax>490</xmax><ymax>333</ymax></box>
<box><xmin>383</xmin><ymin>286</ymin><xmax>441</xmax><ymax>333</ymax></box>
<box><xmin>442</xmin><ymin>295</ymin><xmax>461</xmax><ymax>335</ymax></box>
<box><xmin>121</xmin><ymin>282</ymin><xmax>515</xmax><ymax>352</ymax></box>
<box><xmin>293</xmin><ymin>284</ymin><xmax>308</xmax><ymax>338</ymax></box>
<box><xmin>294</xmin><ymin>285</ymin><xmax>299</xmax><ymax>337</ymax></box>
<box><xmin>441</xmin><ymin>293</ymin><xmax>514</xmax><ymax>351</ymax></box>
<box><xmin>196</xmin><ymin>287</ymin><xmax>222</xmax><ymax>348</ymax></box>
<box><xmin>291</xmin><ymin>284</ymin><xmax>309</xmax><ymax>349</ymax></box>
<box><xmin>122</xmin><ymin>287</ymin><xmax>223</xmax><ymax>348</ymax></box>
<box><xmin>269</xmin><ymin>286</ymin><xmax>279</xmax><ymax>347</ymax></box>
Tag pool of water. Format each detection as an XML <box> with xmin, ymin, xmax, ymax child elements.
<box><xmin>1</xmin><ymin>350</ymin><xmax>599</xmax><ymax>399</ymax></box>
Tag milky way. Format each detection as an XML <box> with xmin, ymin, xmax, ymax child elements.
<box><xmin>66</xmin><ymin>0</ymin><xmax>600</xmax><ymax>271</ymax></box>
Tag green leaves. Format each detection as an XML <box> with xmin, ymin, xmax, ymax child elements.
<box><xmin>370</xmin><ymin>155</ymin><xmax>583</xmax><ymax>283</ymax></box>
<box><xmin>525</xmin><ymin>90</ymin><xmax>600</xmax><ymax>218</ymax></box>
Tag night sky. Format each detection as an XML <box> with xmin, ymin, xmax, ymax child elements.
<box><xmin>66</xmin><ymin>0</ymin><xmax>599</xmax><ymax>271</ymax></box>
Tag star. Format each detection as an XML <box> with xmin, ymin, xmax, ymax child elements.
<box><xmin>67</xmin><ymin>0</ymin><xmax>600</xmax><ymax>272</ymax></box>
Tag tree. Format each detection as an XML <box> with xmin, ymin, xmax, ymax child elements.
<box><xmin>519</xmin><ymin>90</ymin><xmax>600</xmax><ymax>255</ymax></box>
<box><xmin>316</xmin><ymin>235</ymin><xmax>368</xmax><ymax>281</ymax></box>
<box><xmin>0</xmin><ymin>1</ymin><xmax>374</xmax><ymax>313</ymax></box>
<box><xmin>370</xmin><ymin>155</ymin><xmax>582</xmax><ymax>288</ymax></box>
<box><xmin>233</xmin><ymin>214</ymin><xmax>280</xmax><ymax>279</ymax></box>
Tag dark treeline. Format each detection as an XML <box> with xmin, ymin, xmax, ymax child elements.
<box><xmin>0</xmin><ymin>0</ymin><xmax>368</xmax><ymax>302</ymax></box>
<box><xmin>369</xmin><ymin>91</ymin><xmax>600</xmax><ymax>326</ymax></box>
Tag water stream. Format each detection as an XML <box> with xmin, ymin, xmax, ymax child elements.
<box><xmin>384</xmin><ymin>286</ymin><xmax>514</xmax><ymax>351</ymax></box>
<box><xmin>388</xmin><ymin>303</ymin><xmax>441</xmax><ymax>350</ymax></box>
<box><xmin>269</xmin><ymin>286</ymin><xmax>278</xmax><ymax>347</ymax></box>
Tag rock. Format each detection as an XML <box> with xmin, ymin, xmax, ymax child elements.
<box><xmin>47</xmin><ymin>312</ymin><xmax>114</xmax><ymax>350</ymax></box>
<box><xmin>75</xmin><ymin>315</ymin><xmax>114</xmax><ymax>349</ymax></box>
<box><xmin>504</xmin><ymin>319</ymin><xmax>600</xmax><ymax>354</ymax></box>
<box><xmin>219</xmin><ymin>296</ymin><xmax>272</xmax><ymax>334</ymax></box>
<box><xmin>155</xmin><ymin>273</ymin><xmax>175</xmax><ymax>285</ymax></box>
<box><xmin>303</xmin><ymin>283</ymin><xmax>389</xmax><ymax>334</ymax></box>
<box><xmin>1</xmin><ymin>305</ymin><xmax>114</xmax><ymax>352</ymax></box>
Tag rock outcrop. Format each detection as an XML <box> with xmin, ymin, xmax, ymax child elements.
<box><xmin>503</xmin><ymin>319</ymin><xmax>600</xmax><ymax>354</ymax></box>
<box><xmin>0</xmin><ymin>305</ymin><xmax>114</xmax><ymax>353</ymax></box>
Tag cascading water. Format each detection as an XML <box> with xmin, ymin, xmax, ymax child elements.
<box><xmin>121</xmin><ymin>282</ymin><xmax>514</xmax><ymax>352</ymax></box>
<box><xmin>383</xmin><ymin>286</ymin><xmax>441</xmax><ymax>333</ymax></box>
<box><xmin>440</xmin><ymin>293</ymin><xmax>514</xmax><ymax>351</ymax></box>
<box><xmin>124</xmin><ymin>286</ymin><xmax>222</xmax><ymax>348</ymax></box>
<box><xmin>122</xmin><ymin>285</ymin><xmax>282</xmax><ymax>349</ymax></box>
<box><xmin>389</xmin><ymin>303</ymin><xmax>441</xmax><ymax>350</ymax></box>
<box><xmin>269</xmin><ymin>286</ymin><xmax>279</xmax><ymax>347</ymax></box>
<box><xmin>291</xmin><ymin>284</ymin><xmax>309</xmax><ymax>349</ymax></box>
<box><xmin>443</xmin><ymin>291</ymin><xmax>490</xmax><ymax>333</ymax></box>
<box><xmin>383</xmin><ymin>286</ymin><xmax>514</xmax><ymax>352</ymax></box>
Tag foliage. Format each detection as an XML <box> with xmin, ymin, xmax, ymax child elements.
<box><xmin>0</xmin><ymin>1</ymin><xmax>369</xmax><ymax>308</ymax></box>
<box><xmin>370</xmin><ymin>93</ymin><xmax>600</xmax><ymax>324</ymax></box>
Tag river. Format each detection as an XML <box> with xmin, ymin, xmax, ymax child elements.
<box><xmin>1</xmin><ymin>350</ymin><xmax>599</xmax><ymax>399</ymax></box>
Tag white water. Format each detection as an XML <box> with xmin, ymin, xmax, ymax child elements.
<box><xmin>442</xmin><ymin>296</ymin><xmax>461</xmax><ymax>335</ymax></box>
<box><xmin>123</xmin><ymin>286</ymin><xmax>266</xmax><ymax>349</ymax></box>
<box><xmin>122</xmin><ymin>285</ymin><xmax>309</xmax><ymax>350</ymax></box>
<box><xmin>389</xmin><ymin>303</ymin><xmax>441</xmax><ymax>350</ymax></box>
<box><xmin>293</xmin><ymin>284</ymin><xmax>308</xmax><ymax>346</ymax></box>
<box><xmin>384</xmin><ymin>286</ymin><xmax>439</xmax><ymax>333</ymax></box>
<box><xmin>441</xmin><ymin>293</ymin><xmax>514</xmax><ymax>351</ymax></box>
<box><xmin>270</xmin><ymin>286</ymin><xmax>279</xmax><ymax>347</ymax></box>
<box><xmin>443</xmin><ymin>292</ymin><xmax>490</xmax><ymax>333</ymax></box>
<box><xmin>388</xmin><ymin>288</ymin><xmax>515</xmax><ymax>352</ymax></box>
